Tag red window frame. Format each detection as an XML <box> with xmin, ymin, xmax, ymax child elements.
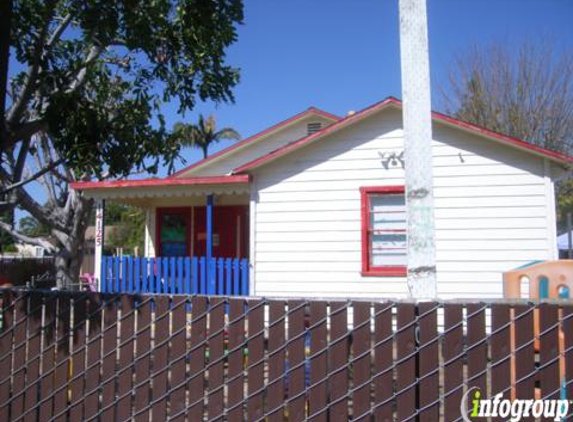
<box><xmin>360</xmin><ymin>186</ymin><xmax>407</xmax><ymax>277</ymax></box>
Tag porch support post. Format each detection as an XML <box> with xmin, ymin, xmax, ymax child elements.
<box><xmin>94</xmin><ymin>198</ymin><xmax>105</xmax><ymax>290</ymax></box>
<box><xmin>206</xmin><ymin>194</ymin><xmax>214</xmax><ymax>286</ymax></box>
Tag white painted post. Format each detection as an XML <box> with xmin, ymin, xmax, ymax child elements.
<box><xmin>399</xmin><ymin>0</ymin><xmax>437</xmax><ymax>299</ymax></box>
<box><xmin>94</xmin><ymin>199</ymin><xmax>105</xmax><ymax>290</ymax></box>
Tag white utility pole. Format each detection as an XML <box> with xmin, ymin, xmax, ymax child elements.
<box><xmin>398</xmin><ymin>0</ymin><xmax>437</xmax><ymax>299</ymax></box>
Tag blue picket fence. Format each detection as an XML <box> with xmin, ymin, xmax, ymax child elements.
<box><xmin>100</xmin><ymin>256</ymin><xmax>249</xmax><ymax>296</ymax></box>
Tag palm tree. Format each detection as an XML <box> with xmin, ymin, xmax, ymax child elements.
<box><xmin>173</xmin><ymin>114</ymin><xmax>241</xmax><ymax>159</ymax></box>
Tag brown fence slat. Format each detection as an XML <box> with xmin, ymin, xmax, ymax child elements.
<box><xmin>329</xmin><ymin>301</ymin><xmax>348</xmax><ymax>422</ymax></box>
<box><xmin>374</xmin><ymin>302</ymin><xmax>393</xmax><ymax>422</ymax></box>
<box><xmin>152</xmin><ymin>296</ymin><xmax>170</xmax><ymax>421</ymax></box>
<box><xmin>39</xmin><ymin>293</ymin><xmax>57</xmax><ymax>421</ymax></box>
<box><xmin>116</xmin><ymin>295</ymin><xmax>135</xmax><ymax>422</ymax></box>
<box><xmin>491</xmin><ymin>303</ymin><xmax>512</xmax><ymax>412</ymax></box>
<box><xmin>267</xmin><ymin>300</ymin><xmax>286</xmax><ymax>422</ymax></box>
<box><xmin>11</xmin><ymin>291</ymin><xmax>28</xmax><ymax>421</ymax></box>
<box><xmin>133</xmin><ymin>296</ymin><xmax>152</xmax><ymax>422</ymax></box>
<box><xmin>353</xmin><ymin>301</ymin><xmax>371</xmax><ymax>422</ymax></box>
<box><xmin>287</xmin><ymin>300</ymin><xmax>306</xmax><ymax>422</ymax></box>
<box><xmin>170</xmin><ymin>296</ymin><xmax>188</xmax><ymax>422</ymax></box>
<box><xmin>188</xmin><ymin>296</ymin><xmax>207</xmax><ymax>421</ymax></box>
<box><xmin>396</xmin><ymin>303</ymin><xmax>417</xmax><ymax>422</ymax></box>
<box><xmin>539</xmin><ymin>303</ymin><xmax>560</xmax><ymax>400</ymax></box>
<box><xmin>247</xmin><ymin>299</ymin><xmax>265</xmax><ymax>422</ymax></box>
<box><xmin>563</xmin><ymin>304</ymin><xmax>573</xmax><ymax>400</ymax></box>
<box><xmin>228</xmin><ymin>298</ymin><xmax>246</xmax><ymax>421</ymax></box>
<box><xmin>0</xmin><ymin>290</ymin><xmax>14</xmax><ymax>422</ymax></box>
<box><xmin>101</xmin><ymin>295</ymin><xmax>119</xmax><ymax>421</ymax></box>
<box><xmin>418</xmin><ymin>302</ymin><xmax>439</xmax><ymax>422</ymax></box>
<box><xmin>513</xmin><ymin>304</ymin><xmax>535</xmax><ymax>405</ymax></box>
<box><xmin>69</xmin><ymin>293</ymin><xmax>88</xmax><ymax>422</ymax></box>
<box><xmin>84</xmin><ymin>294</ymin><xmax>103</xmax><ymax>421</ymax></box>
<box><xmin>309</xmin><ymin>301</ymin><xmax>327</xmax><ymax>422</ymax></box>
<box><xmin>53</xmin><ymin>294</ymin><xmax>71</xmax><ymax>422</ymax></box>
<box><xmin>209</xmin><ymin>297</ymin><xmax>226</xmax><ymax>422</ymax></box>
<box><xmin>466</xmin><ymin>302</ymin><xmax>487</xmax><ymax>407</ymax></box>
<box><xmin>443</xmin><ymin>304</ymin><xmax>464</xmax><ymax>421</ymax></box>
<box><xmin>24</xmin><ymin>292</ymin><xmax>44</xmax><ymax>422</ymax></box>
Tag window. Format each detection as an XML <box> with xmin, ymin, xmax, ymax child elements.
<box><xmin>156</xmin><ymin>207</ymin><xmax>191</xmax><ymax>257</ymax></box>
<box><xmin>360</xmin><ymin>186</ymin><xmax>407</xmax><ymax>276</ymax></box>
<box><xmin>307</xmin><ymin>122</ymin><xmax>322</xmax><ymax>135</ymax></box>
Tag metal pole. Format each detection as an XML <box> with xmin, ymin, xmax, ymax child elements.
<box><xmin>398</xmin><ymin>0</ymin><xmax>437</xmax><ymax>299</ymax></box>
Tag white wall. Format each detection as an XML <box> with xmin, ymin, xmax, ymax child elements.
<box><xmin>252</xmin><ymin>108</ymin><xmax>556</xmax><ymax>299</ymax></box>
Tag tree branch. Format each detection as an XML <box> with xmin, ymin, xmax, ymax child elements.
<box><xmin>0</xmin><ymin>219</ymin><xmax>56</xmax><ymax>252</ymax></box>
<box><xmin>1</xmin><ymin>157</ymin><xmax>64</xmax><ymax>195</ymax></box>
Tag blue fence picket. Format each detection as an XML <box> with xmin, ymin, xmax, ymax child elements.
<box><xmin>99</xmin><ymin>255</ymin><xmax>247</xmax><ymax>296</ymax></box>
<box><xmin>200</xmin><ymin>257</ymin><xmax>206</xmax><ymax>294</ymax></box>
<box><xmin>184</xmin><ymin>258</ymin><xmax>191</xmax><ymax>294</ymax></box>
<box><xmin>217</xmin><ymin>258</ymin><xmax>224</xmax><ymax>295</ymax></box>
<box><xmin>240</xmin><ymin>259</ymin><xmax>249</xmax><ymax>296</ymax></box>
<box><xmin>127</xmin><ymin>256</ymin><xmax>134</xmax><ymax>293</ymax></box>
<box><xmin>225</xmin><ymin>258</ymin><xmax>232</xmax><ymax>295</ymax></box>
<box><xmin>192</xmin><ymin>257</ymin><xmax>199</xmax><ymax>294</ymax></box>
<box><xmin>134</xmin><ymin>258</ymin><xmax>140</xmax><ymax>293</ymax></box>
<box><xmin>233</xmin><ymin>259</ymin><xmax>239</xmax><ymax>296</ymax></box>
<box><xmin>149</xmin><ymin>258</ymin><xmax>156</xmax><ymax>294</ymax></box>
<box><xmin>101</xmin><ymin>257</ymin><xmax>107</xmax><ymax>293</ymax></box>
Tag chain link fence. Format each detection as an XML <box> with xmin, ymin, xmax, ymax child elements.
<box><xmin>1</xmin><ymin>289</ymin><xmax>572</xmax><ymax>422</ymax></box>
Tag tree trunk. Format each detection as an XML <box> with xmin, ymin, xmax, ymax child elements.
<box><xmin>202</xmin><ymin>144</ymin><xmax>208</xmax><ymax>158</ymax></box>
<box><xmin>53</xmin><ymin>192</ymin><xmax>92</xmax><ymax>289</ymax></box>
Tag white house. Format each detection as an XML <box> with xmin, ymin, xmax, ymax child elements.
<box><xmin>71</xmin><ymin>97</ymin><xmax>572</xmax><ymax>299</ymax></box>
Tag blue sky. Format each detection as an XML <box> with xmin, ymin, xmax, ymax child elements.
<box><xmin>169</xmin><ymin>0</ymin><xmax>573</xmax><ymax>169</ymax></box>
<box><xmin>8</xmin><ymin>0</ymin><xmax>573</xmax><ymax>222</ymax></box>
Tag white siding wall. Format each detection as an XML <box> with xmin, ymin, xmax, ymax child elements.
<box><xmin>252</xmin><ymin>108</ymin><xmax>555</xmax><ymax>299</ymax></box>
<box><xmin>185</xmin><ymin>115</ymin><xmax>334</xmax><ymax>177</ymax></box>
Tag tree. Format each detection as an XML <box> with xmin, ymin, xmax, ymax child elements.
<box><xmin>19</xmin><ymin>215</ymin><xmax>50</xmax><ymax>238</ymax></box>
<box><xmin>0</xmin><ymin>0</ymin><xmax>243</xmax><ymax>288</ymax></box>
<box><xmin>173</xmin><ymin>114</ymin><xmax>241</xmax><ymax>159</ymax></box>
<box><xmin>0</xmin><ymin>210</ymin><xmax>15</xmax><ymax>253</ymax></box>
<box><xmin>105</xmin><ymin>203</ymin><xmax>145</xmax><ymax>255</ymax></box>
<box><xmin>442</xmin><ymin>40</ymin><xmax>573</xmax><ymax>231</ymax></box>
<box><xmin>442</xmin><ymin>41</ymin><xmax>573</xmax><ymax>154</ymax></box>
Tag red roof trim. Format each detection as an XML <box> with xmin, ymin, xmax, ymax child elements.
<box><xmin>169</xmin><ymin>107</ymin><xmax>341</xmax><ymax>179</ymax></box>
<box><xmin>233</xmin><ymin>98</ymin><xmax>399</xmax><ymax>173</ymax></box>
<box><xmin>70</xmin><ymin>175</ymin><xmax>250</xmax><ymax>190</ymax></box>
<box><xmin>232</xmin><ymin>97</ymin><xmax>573</xmax><ymax>173</ymax></box>
<box><xmin>430</xmin><ymin>109</ymin><xmax>573</xmax><ymax>164</ymax></box>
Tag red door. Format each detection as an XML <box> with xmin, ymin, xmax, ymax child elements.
<box><xmin>193</xmin><ymin>206</ymin><xmax>249</xmax><ymax>259</ymax></box>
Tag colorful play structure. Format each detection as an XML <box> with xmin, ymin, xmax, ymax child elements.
<box><xmin>503</xmin><ymin>260</ymin><xmax>573</xmax><ymax>400</ymax></box>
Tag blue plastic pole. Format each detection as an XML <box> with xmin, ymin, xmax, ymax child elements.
<box><xmin>206</xmin><ymin>194</ymin><xmax>214</xmax><ymax>291</ymax></box>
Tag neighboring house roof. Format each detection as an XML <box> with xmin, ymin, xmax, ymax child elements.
<box><xmin>232</xmin><ymin>97</ymin><xmax>573</xmax><ymax>174</ymax></box>
<box><xmin>71</xmin><ymin>174</ymin><xmax>250</xmax><ymax>191</ymax></box>
<box><xmin>169</xmin><ymin>106</ymin><xmax>341</xmax><ymax>179</ymax></box>
<box><xmin>84</xmin><ymin>225</ymin><xmax>119</xmax><ymax>243</ymax></box>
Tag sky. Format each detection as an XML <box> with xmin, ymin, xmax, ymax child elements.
<box><xmin>8</xmin><ymin>0</ymin><xmax>573</xmax><ymax>221</ymax></box>
<box><xmin>167</xmin><ymin>0</ymin><xmax>573</xmax><ymax>170</ymax></box>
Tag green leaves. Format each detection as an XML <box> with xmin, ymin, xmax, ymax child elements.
<box><xmin>8</xmin><ymin>0</ymin><xmax>244</xmax><ymax>179</ymax></box>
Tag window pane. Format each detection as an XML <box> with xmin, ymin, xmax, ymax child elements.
<box><xmin>370</xmin><ymin>193</ymin><xmax>407</xmax><ymax>267</ymax></box>
<box><xmin>160</xmin><ymin>212</ymin><xmax>188</xmax><ymax>257</ymax></box>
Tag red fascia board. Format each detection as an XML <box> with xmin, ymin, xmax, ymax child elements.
<box><xmin>168</xmin><ymin>107</ymin><xmax>341</xmax><ymax>179</ymax></box>
<box><xmin>430</xmin><ymin>109</ymin><xmax>573</xmax><ymax>164</ymax></box>
<box><xmin>233</xmin><ymin>98</ymin><xmax>399</xmax><ymax>173</ymax></box>
<box><xmin>233</xmin><ymin>96</ymin><xmax>573</xmax><ymax>173</ymax></box>
<box><xmin>70</xmin><ymin>175</ymin><xmax>250</xmax><ymax>190</ymax></box>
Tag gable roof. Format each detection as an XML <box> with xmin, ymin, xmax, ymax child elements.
<box><xmin>232</xmin><ymin>97</ymin><xmax>573</xmax><ymax>174</ymax></box>
<box><xmin>170</xmin><ymin>106</ymin><xmax>341</xmax><ymax>179</ymax></box>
